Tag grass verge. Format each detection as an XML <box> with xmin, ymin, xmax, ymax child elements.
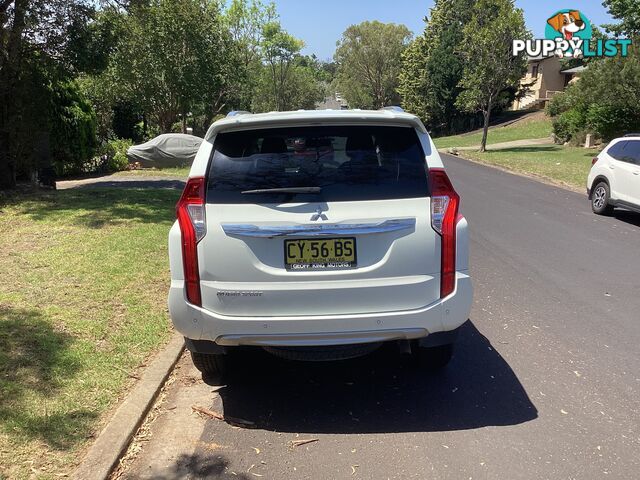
<box><xmin>458</xmin><ymin>145</ymin><xmax>596</xmax><ymax>189</ymax></box>
<box><xmin>113</xmin><ymin>166</ymin><xmax>191</xmax><ymax>178</ymax></box>
<box><xmin>434</xmin><ymin>115</ymin><xmax>553</xmax><ymax>149</ymax></box>
<box><xmin>0</xmin><ymin>186</ymin><xmax>181</xmax><ymax>479</ymax></box>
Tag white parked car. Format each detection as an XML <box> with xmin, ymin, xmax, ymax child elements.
<box><xmin>588</xmin><ymin>135</ymin><xmax>640</xmax><ymax>215</ymax></box>
<box><xmin>168</xmin><ymin>108</ymin><xmax>473</xmax><ymax>378</ymax></box>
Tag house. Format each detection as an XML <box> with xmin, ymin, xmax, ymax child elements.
<box><xmin>511</xmin><ymin>55</ymin><xmax>586</xmax><ymax>110</ymax></box>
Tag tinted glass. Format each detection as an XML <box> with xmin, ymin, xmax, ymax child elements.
<box><xmin>206</xmin><ymin>126</ymin><xmax>429</xmax><ymax>203</ymax></box>
<box><xmin>621</xmin><ymin>140</ymin><xmax>640</xmax><ymax>165</ymax></box>
<box><xmin>607</xmin><ymin>141</ymin><xmax>628</xmax><ymax>161</ymax></box>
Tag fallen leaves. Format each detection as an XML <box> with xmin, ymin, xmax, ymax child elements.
<box><xmin>247</xmin><ymin>464</ymin><xmax>264</xmax><ymax>477</ymax></box>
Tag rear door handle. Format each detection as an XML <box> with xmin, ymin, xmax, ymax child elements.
<box><xmin>609</xmin><ymin>164</ymin><xmax>615</xmax><ymax>169</ymax></box>
<box><xmin>633</xmin><ymin>170</ymin><xmax>640</xmax><ymax>175</ymax></box>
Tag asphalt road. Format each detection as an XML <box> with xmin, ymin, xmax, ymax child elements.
<box><xmin>120</xmin><ymin>155</ymin><xmax>640</xmax><ymax>480</ymax></box>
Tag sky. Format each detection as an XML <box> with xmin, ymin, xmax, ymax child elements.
<box><xmin>274</xmin><ymin>0</ymin><xmax>616</xmax><ymax>60</ymax></box>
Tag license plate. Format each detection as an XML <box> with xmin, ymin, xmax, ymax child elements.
<box><xmin>284</xmin><ymin>237</ymin><xmax>357</xmax><ymax>270</ymax></box>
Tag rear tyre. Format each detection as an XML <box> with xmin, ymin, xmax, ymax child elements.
<box><xmin>414</xmin><ymin>343</ymin><xmax>454</xmax><ymax>371</ymax></box>
<box><xmin>191</xmin><ymin>352</ymin><xmax>227</xmax><ymax>378</ymax></box>
<box><xmin>591</xmin><ymin>182</ymin><xmax>614</xmax><ymax>215</ymax></box>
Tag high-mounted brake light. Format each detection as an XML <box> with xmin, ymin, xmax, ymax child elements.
<box><xmin>176</xmin><ymin>177</ymin><xmax>206</xmax><ymax>306</ymax></box>
<box><xmin>429</xmin><ymin>168</ymin><xmax>459</xmax><ymax>298</ymax></box>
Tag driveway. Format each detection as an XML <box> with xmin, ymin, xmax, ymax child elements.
<box><xmin>57</xmin><ymin>173</ymin><xmax>185</xmax><ymax>190</ymax></box>
<box><xmin>452</xmin><ymin>137</ymin><xmax>554</xmax><ymax>151</ymax></box>
<box><xmin>115</xmin><ymin>155</ymin><xmax>640</xmax><ymax>479</ymax></box>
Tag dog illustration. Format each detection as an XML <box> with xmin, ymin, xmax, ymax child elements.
<box><xmin>547</xmin><ymin>10</ymin><xmax>585</xmax><ymax>58</ymax></box>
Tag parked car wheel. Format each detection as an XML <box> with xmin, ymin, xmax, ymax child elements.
<box><xmin>191</xmin><ymin>351</ymin><xmax>227</xmax><ymax>378</ymax></box>
<box><xmin>413</xmin><ymin>343</ymin><xmax>454</xmax><ymax>371</ymax></box>
<box><xmin>591</xmin><ymin>181</ymin><xmax>614</xmax><ymax>215</ymax></box>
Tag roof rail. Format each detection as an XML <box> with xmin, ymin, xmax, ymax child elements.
<box><xmin>380</xmin><ymin>106</ymin><xmax>404</xmax><ymax>113</ymax></box>
<box><xmin>227</xmin><ymin>110</ymin><xmax>252</xmax><ymax>117</ymax></box>
<box><xmin>623</xmin><ymin>133</ymin><xmax>640</xmax><ymax>137</ymax></box>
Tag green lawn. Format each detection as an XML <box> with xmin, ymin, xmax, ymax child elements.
<box><xmin>433</xmin><ymin>116</ymin><xmax>553</xmax><ymax>149</ymax></box>
<box><xmin>461</xmin><ymin>145</ymin><xmax>596</xmax><ymax>189</ymax></box>
<box><xmin>0</xmin><ymin>187</ymin><xmax>180</xmax><ymax>479</ymax></box>
<box><xmin>113</xmin><ymin>166</ymin><xmax>191</xmax><ymax>177</ymax></box>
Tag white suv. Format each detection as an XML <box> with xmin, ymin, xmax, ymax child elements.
<box><xmin>588</xmin><ymin>135</ymin><xmax>640</xmax><ymax>215</ymax></box>
<box><xmin>168</xmin><ymin>109</ymin><xmax>473</xmax><ymax>378</ymax></box>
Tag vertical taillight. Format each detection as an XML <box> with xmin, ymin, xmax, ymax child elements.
<box><xmin>592</xmin><ymin>157</ymin><xmax>599</xmax><ymax>166</ymax></box>
<box><xmin>176</xmin><ymin>177</ymin><xmax>206</xmax><ymax>306</ymax></box>
<box><xmin>429</xmin><ymin>168</ymin><xmax>460</xmax><ymax>299</ymax></box>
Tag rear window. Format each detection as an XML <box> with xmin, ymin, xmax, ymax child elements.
<box><xmin>206</xmin><ymin>125</ymin><xmax>428</xmax><ymax>203</ymax></box>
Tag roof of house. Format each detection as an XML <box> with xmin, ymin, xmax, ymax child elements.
<box><xmin>560</xmin><ymin>65</ymin><xmax>588</xmax><ymax>74</ymax></box>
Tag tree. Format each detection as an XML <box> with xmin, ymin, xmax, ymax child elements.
<box><xmin>258</xmin><ymin>21</ymin><xmax>305</xmax><ymax>111</ymax></box>
<box><xmin>334</xmin><ymin>21</ymin><xmax>412</xmax><ymax>109</ymax></box>
<box><xmin>0</xmin><ymin>0</ymin><xmax>96</xmax><ymax>189</ymax></box>
<box><xmin>252</xmin><ymin>53</ymin><xmax>325</xmax><ymax>112</ymax></box>
<box><xmin>108</xmin><ymin>0</ymin><xmax>233</xmax><ymax>133</ymax></box>
<box><xmin>398</xmin><ymin>0</ymin><xmax>477</xmax><ymax>133</ymax></box>
<box><xmin>602</xmin><ymin>0</ymin><xmax>640</xmax><ymax>37</ymax></box>
<box><xmin>223</xmin><ymin>0</ymin><xmax>277</xmax><ymax>110</ymax></box>
<box><xmin>455</xmin><ymin>0</ymin><xmax>528</xmax><ymax>151</ymax></box>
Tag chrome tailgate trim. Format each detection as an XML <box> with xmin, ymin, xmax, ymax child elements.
<box><xmin>221</xmin><ymin>218</ymin><xmax>416</xmax><ymax>238</ymax></box>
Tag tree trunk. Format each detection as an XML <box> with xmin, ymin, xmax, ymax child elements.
<box><xmin>0</xmin><ymin>0</ymin><xmax>27</xmax><ymax>190</ymax></box>
<box><xmin>181</xmin><ymin>107</ymin><xmax>187</xmax><ymax>134</ymax></box>
<box><xmin>479</xmin><ymin>99</ymin><xmax>493</xmax><ymax>153</ymax></box>
<box><xmin>142</xmin><ymin>113</ymin><xmax>148</xmax><ymax>139</ymax></box>
<box><xmin>0</xmin><ymin>133</ymin><xmax>16</xmax><ymax>189</ymax></box>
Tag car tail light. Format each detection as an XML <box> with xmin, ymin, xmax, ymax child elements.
<box><xmin>592</xmin><ymin>157</ymin><xmax>599</xmax><ymax>166</ymax></box>
<box><xmin>176</xmin><ymin>177</ymin><xmax>206</xmax><ymax>306</ymax></box>
<box><xmin>429</xmin><ymin>168</ymin><xmax>460</xmax><ymax>298</ymax></box>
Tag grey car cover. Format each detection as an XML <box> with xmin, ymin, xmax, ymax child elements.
<box><xmin>127</xmin><ymin>134</ymin><xmax>203</xmax><ymax>168</ymax></box>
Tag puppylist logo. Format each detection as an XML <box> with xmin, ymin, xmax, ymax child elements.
<box><xmin>513</xmin><ymin>9</ymin><xmax>631</xmax><ymax>59</ymax></box>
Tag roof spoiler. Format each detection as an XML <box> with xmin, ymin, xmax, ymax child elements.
<box><xmin>227</xmin><ymin>110</ymin><xmax>252</xmax><ymax>117</ymax></box>
<box><xmin>379</xmin><ymin>106</ymin><xmax>404</xmax><ymax>113</ymax></box>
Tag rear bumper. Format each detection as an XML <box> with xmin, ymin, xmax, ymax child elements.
<box><xmin>169</xmin><ymin>272</ymin><xmax>472</xmax><ymax>347</ymax></box>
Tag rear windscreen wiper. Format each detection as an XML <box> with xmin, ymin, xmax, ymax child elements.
<box><xmin>241</xmin><ymin>187</ymin><xmax>321</xmax><ymax>194</ymax></box>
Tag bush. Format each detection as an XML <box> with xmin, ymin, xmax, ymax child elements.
<box><xmin>131</xmin><ymin>122</ymin><xmax>160</xmax><ymax>142</ymax></box>
<box><xmin>548</xmin><ymin>47</ymin><xmax>640</xmax><ymax>142</ymax></box>
<box><xmin>108</xmin><ymin>151</ymin><xmax>129</xmax><ymax>172</ymax></box>
<box><xmin>17</xmin><ymin>64</ymin><xmax>98</xmax><ymax>177</ymax></box>
<box><xmin>171</xmin><ymin>121</ymin><xmax>184</xmax><ymax>133</ymax></box>
<box><xmin>586</xmin><ymin>104</ymin><xmax>640</xmax><ymax>141</ymax></box>
<box><xmin>552</xmin><ymin>109</ymin><xmax>587</xmax><ymax>143</ymax></box>
<box><xmin>102</xmin><ymin>138</ymin><xmax>133</xmax><ymax>172</ymax></box>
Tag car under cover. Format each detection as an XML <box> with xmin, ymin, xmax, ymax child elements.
<box><xmin>127</xmin><ymin>133</ymin><xmax>203</xmax><ymax>168</ymax></box>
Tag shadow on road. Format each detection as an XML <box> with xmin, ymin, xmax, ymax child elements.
<box><xmin>209</xmin><ymin>321</ymin><xmax>537</xmax><ymax>434</ymax></box>
<box><xmin>133</xmin><ymin>454</ymin><xmax>250</xmax><ymax>480</ymax></box>
<box><xmin>613</xmin><ymin>209</ymin><xmax>640</xmax><ymax>228</ymax></box>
